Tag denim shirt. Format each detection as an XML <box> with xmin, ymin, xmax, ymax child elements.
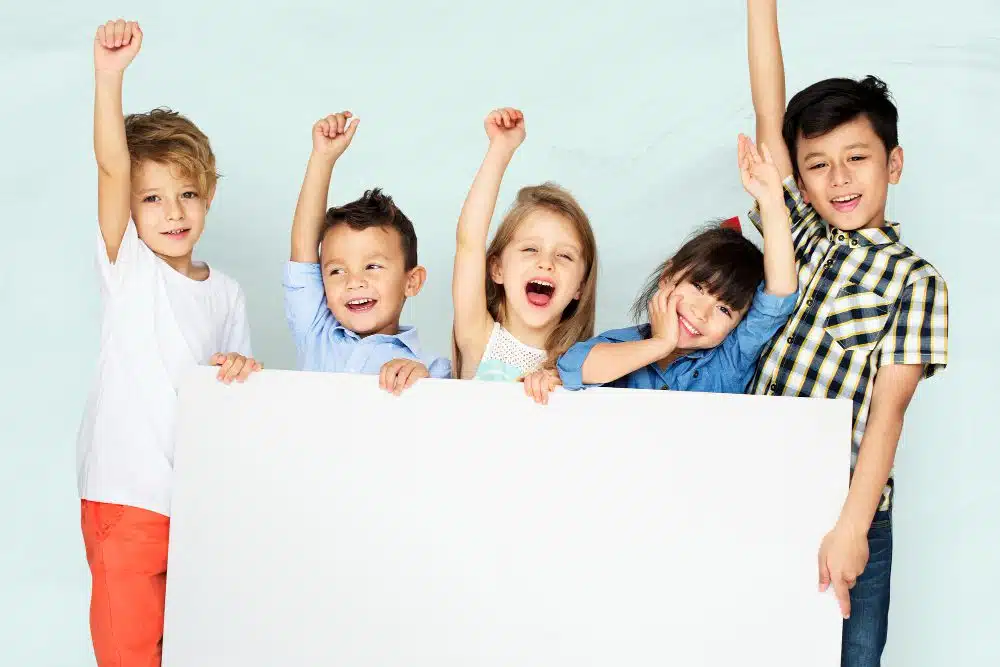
<box><xmin>557</xmin><ymin>284</ymin><xmax>798</xmax><ymax>394</ymax></box>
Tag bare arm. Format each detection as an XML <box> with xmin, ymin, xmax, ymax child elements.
<box><xmin>93</xmin><ymin>20</ymin><xmax>143</xmax><ymax>263</ymax></box>
<box><xmin>839</xmin><ymin>364</ymin><xmax>922</xmax><ymax>532</ymax></box>
<box><xmin>580</xmin><ymin>339</ymin><xmax>673</xmax><ymax>385</ymax></box>
<box><xmin>291</xmin><ymin>112</ymin><xmax>358</xmax><ymax>263</ymax></box>
<box><xmin>452</xmin><ymin>108</ymin><xmax>525</xmax><ymax>363</ymax></box>
<box><xmin>747</xmin><ymin>0</ymin><xmax>794</xmax><ymax>180</ymax></box>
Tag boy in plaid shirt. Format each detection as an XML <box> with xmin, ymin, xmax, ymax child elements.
<box><xmin>745</xmin><ymin>2</ymin><xmax>949</xmax><ymax>666</ymax></box>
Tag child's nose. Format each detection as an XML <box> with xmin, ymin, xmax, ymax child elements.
<box><xmin>165</xmin><ymin>198</ymin><xmax>184</xmax><ymax>221</ymax></box>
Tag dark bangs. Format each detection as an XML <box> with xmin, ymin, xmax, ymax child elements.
<box><xmin>630</xmin><ymin>225</ymin><xmax>764</xmax><ymax>322</ymax></box>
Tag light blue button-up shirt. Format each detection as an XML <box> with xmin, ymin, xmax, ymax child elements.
<box><xmin>557</xmin><ymin>284</ymin><xmax>797</xmax><ymax>394</ymax></box>
<box><xmin>283</xmin><ymin>262</ymin><xmax>451</xmax><ymax>377</ymax></box>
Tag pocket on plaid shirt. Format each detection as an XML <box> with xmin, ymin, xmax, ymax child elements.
<box><xmin>824</xmin><ymin>284</ymin><xmax>891</xmax><ymax>351</ymax></box>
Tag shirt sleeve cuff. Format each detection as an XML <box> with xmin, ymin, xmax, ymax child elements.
<box><xmin>428</xmin><ymin>357</ymin><xmax>453</xmax><ymax>379</ymax></box>
<box><xmin>283</xmin><ymin>261</ymin><xmax>323</xmax><ymax>287</ymax></box>
<box><xmin>556</xmin><ymin>342</ymin><xmax>596</xmax><ymax>390</ymax></box>
<box><xmin>754</xmin><ymin>283</ymin><xmax>799</xmax><ymax>317</ymax></box>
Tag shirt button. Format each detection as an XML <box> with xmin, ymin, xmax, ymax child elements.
<box><xmin>693</xmin><ymin>371</ymin><xmax>700</xmax><ymax>379</ymax></box>
<box><xmin>838</xmin><ymin>234</ymin><xmax>845</xmax><ymax>242</ymax></box>
<box><xmin>770</xmin><ymin>383</ymin><xmax>778</xmax><ymax>393</ymax></box>
<box><xmin>786</xmin><ymin>336</ymin><xmax>794</xmax><ymax>344</ymax></box>
<box><xmin>851</xmin><ymin>239</ymin><xmax>859</xmax><ymax>247</ymax></box>
<box><xmin>806</xmin><ymin>298</ymin><xmax>814</xmax><ymax>306</ymax></box>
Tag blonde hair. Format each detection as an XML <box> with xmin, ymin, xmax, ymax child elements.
<box><xmin>454</xmin><ymin>182</ymin><xmax>598</xmax><ymax>377</ymax></box>
<box><xmin>124</xmin><ymin>107</ymin><xmax>218</xmax><ymax>196</ymax></box>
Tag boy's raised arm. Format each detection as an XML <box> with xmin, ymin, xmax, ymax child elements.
<box><xmin>747</xmin><ymin>0</ymin><xmax>794</xmax><ymax>181</ymax></box>
<box><xmin>452</xmin><ymin>108</ymin><xmax>524</xmax><ymax>354</ymax></box>
<box><xmin>290</xmin><ymin>112</ymin><xmax>358</xmax><ymax>263</ymax></box>
<box><xmin>94</xmin><ymin>19</ymin><xmax>142</xmax><ymax>263</ymax></box>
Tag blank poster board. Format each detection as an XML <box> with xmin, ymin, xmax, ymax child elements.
<box><xmin>165</xmin><ymin>368</ymin><xmax>851</xmax><ymax>666</ymax></box>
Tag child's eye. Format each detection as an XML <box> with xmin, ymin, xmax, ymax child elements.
<box><xmin>809</xmin><ymin>162</ymin><xmax>827</xmax><ymax>170</ymax></box>
<box><xmin>692</xmin><ymin>282</ymin><xmax>704</xmax><ymax>293</ymax></box>
<box><xmin>181</xmin><ymin>191</ymin><xmax>199</xmax><ymax>199</ymax></box>
<box><xmin>366</xmin><ymin>264</ymin><xmax>382</xmax><ymax>270</ymax></box>
<box><xmin>522</xmin><ymin>247</ymin><xmax>537</xmax><ymax>253</ymax></box>
<box><xmin>328</xmin><ymin>268</ymin><xmax>344</xmax><ymax>276</ymax></box>
<box><xmin>143</xmin><ymin>195</ymin><xmax>160</xmax><ymax>203</ymax></box>
<box><xmin>558</xmin><ymin>253</ymin><xmax>574</xmax><ymax>261</ymax></box>
<box><xmin>848</xmin><ymin>155</ymin><xmax>867</xmax><ymax>162</ymax></box>
<box><xmin>719</xmin><ymin>305</ymin><xmax>733</xmax><ymax>317</ymax></box>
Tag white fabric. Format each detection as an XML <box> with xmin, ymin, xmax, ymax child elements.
<box><xmin>474</xmin><ymin>322</ymin><xmax>547</xmax><ymax>381</ymax></box>
<box><xmin>76</xmin><ymin>220</ymin><xmax>252</xmax><ymax>516</ymax></box>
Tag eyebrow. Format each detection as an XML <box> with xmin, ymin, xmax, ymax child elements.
<box><xmin>803</xmin><ymin>142</ymin><xmax>872</xmax><ymax>161</ymax></box>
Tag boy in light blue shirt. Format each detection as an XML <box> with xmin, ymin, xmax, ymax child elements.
<box><xmin>284</xmin><ymin>110</ymin><xmax>450</xmax><ymax>392</ymax></box>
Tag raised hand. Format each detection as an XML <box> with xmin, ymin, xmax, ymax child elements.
<box><xmin>649</xmin><ymin>282</ymin><xmax>682</xmax><ymax>354</ymax></box>
<box><xmin>738</xmin><ymin>133</ymin><xmax>784</xmax><ymax>207</ymax></box>
<box><xmin>94</xmin><ymin>19</ymin><xmax>142</xmax><ymax>73</ymax></box>
<box><xmin>313</xmin><ymin>111</ymin><xmax>359</xmax><ymax>162</ymax></box>
<box><xmin>484</xmin><ymin>107</ymin><xmax>526</xmax><ymax>152</ymax></box>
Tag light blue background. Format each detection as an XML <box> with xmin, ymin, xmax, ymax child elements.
<box><xmin>1</xmin><ymin>1</ymin><xmax>997</xmax><ymax>665</ymax></box>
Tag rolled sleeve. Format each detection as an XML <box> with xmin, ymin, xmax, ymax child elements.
<box><xmin>427</xmin><ymin>356</ymin><xmax>453</xmax><ymax>379</ymax></box>
<box><xmin>877</xmin><ymin>277</ymin><xmax>948</xmax><ymax>379</ymax></box>
<box><xmin>718</xmin><ymin>284</ymin><xmax>798</xmax><ymax>391</ymax></box>
<box><xmin>283</xmin><ymin>261</ymin><xmax>334</xmax><ymax>341</ymax></box>
<box><xmin>556</xmin><ymin>327</ymin><xmax>641</xmax><ymax>390</ymax></box>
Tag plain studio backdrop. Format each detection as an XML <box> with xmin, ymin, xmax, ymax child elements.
<box><xmin>0</xmin><ymin>1</ymin><xmax>996</xmax><ymax>665</ymax></box>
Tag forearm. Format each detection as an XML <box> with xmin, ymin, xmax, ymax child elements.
<box><xmin>456</xmin><ymin>145</ymin><xmax>515</xmax><ymax>251</ymax></box>
<box><xmin>759</xmin><ymin>198</ymin><xmax>797</xmax><ymax>296</ymax></box>
<box><xmin>747</xmin><ymin>0</ymin><xmax>785</xmax><ymax>125</ymax></box>
<box><xmin>839</xmin><ymin>408</ymin><xmax>904</xmax><ymax>531</ymax></box>
<box><xmin>291</xmin><ymin>152</ymin><xmax>337</xmax><ymax>263</ymax></box>
<box><xmin>94</xmin><ymin>70</ymin><xmax>129</xmax><ymax>176</ymax></box>
<box><xmin>581</xmin><ymin>339</ymin><xmax>669</xmax><ymax>385</ymax></box>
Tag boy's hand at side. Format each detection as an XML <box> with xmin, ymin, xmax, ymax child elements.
<box><xmin>520</xmin><ymin>368</ymin><xmax>561</xmax><ymax>405</ymax></box>
<box><xmin>380</xmin><ymin>359</ymin><xmax>429</xmax><ymax>396</ymax></box>
<box><xmin>484</xmin><ymin>107</ymin><xmax>525</xmax><ymax>154</ymax></box>
<box><xmin>738</xmin><ymin>134</ymin><xmax>784</xmax><ymax>209</ymax></box>
<box><xmin>649</xmin><ymin>283</ymin><xmax>682</xmax><ymax>356</ymax></box>
<box><xmin>313</xmin><ymin>111</ymin><xmax>358</xmax><ymax>163</ymax></box>
<box><xmin>210</xmin><ymin>353</ymin><xmax>263</xmax><ymax>384</ymax></box>
<box><xmin>818</xmin><ymin>520</ymin><xmax>869</xmax><ymax>619</ymax></box>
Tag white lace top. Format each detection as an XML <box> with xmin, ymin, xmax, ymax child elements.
<box><xmin>473</xmin><ymin>322</ymin><xmax>547</xmax><ymax>382</ymax></box>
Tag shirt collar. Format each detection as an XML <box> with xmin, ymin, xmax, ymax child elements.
<box><xmin>825</xmin><ymin>221</ymin><xmax>900</xmax><ymax>248</ymax></box>
<box><xmin>337</xmin><ymin>323</ymin><xmax>424</xmax><ymax>357</ymax></box>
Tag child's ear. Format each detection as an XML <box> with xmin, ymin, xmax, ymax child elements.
<box><xmin>488</xmin><ymin>256</ymin><xmax>504</xmax><ymax>285</ymax></box>
<box><xmin>796</xmin><ymin>177</ymin><xmax>811</xmax><ymax>205</ymax></box>
<box><xmin>888</xmin><ymin>146</ymin><xmax>904</xmax><ymax>184</ymax></box>
<box><xmin>404</xmin><ymin>265</ymin><xmax>427</xmax><ymax>298</ymax></box>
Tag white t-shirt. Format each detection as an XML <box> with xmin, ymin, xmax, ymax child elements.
<box><xmin>76</xmin><ymin>221</ymin><xmax>252</xmax><ymax>516</ymax></box>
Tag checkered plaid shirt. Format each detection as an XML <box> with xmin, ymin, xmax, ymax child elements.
<box><xmin>748</xmin><ymin>178</ymin><xmax>949</xmax><ymax>511</ymax></box>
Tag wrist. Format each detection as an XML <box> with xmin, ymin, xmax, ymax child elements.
<box><xmin>486</xmin><ymin>141</ymin><xmax>518</xmax><ymax>161</ymax></box>
<box><xmin>757</xmin><ymin>194</ymin><xmax>786</xmax><ymax>217</ymax></box>
<box><xmin>94</xmin><ymin>68</ymin><xmax>125</xmax><ymax>82</ymax></box>
<box><xmin>308</xmin><ymin>150</ymin><xmax>339</xmax><ymax>169</ymax></box>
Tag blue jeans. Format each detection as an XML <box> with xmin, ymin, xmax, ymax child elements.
<box><xmin>841</xmin><ymin>510</ymin><xmax>893</xmax><ymax>667</ymax></box>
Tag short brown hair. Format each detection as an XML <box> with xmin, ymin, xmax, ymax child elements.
<box><xmin>124</xmin><ymin>107</ymin><xmax>218</xmax><ymax>196</ymax></box>
<box><xmin>321</xmin><ymin>188</ymin><xmax>418</xmax><ymax>270</ymax></box>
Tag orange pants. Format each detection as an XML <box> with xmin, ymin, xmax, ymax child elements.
<box><xmin>81</xmin><ymin>500</ymin><xmax>170</xmax><ymax>667</ymax></box>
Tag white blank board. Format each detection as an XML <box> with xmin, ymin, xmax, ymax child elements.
<box><xmin>165</xmin><ymin>368</ymin><xmax>851</xmax><ymax>666</ymax></box>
